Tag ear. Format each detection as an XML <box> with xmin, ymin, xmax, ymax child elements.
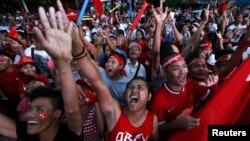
<box><xmin>148</xmin><ymin>93</ymin><xmax>152</xmax><ymax>102</ymax></box>
<box><xmin>119</xmin><ymin>64</ymin><xmax>123</xmax><ymax>71</ymax></box>
<box><xmin>8</xmin><ymin>59</ymin><xmax>13</xmax><ymax>65</ymax></box>
<box><xmin>54</xmin><ymin>110</ymin><xmax>62</xmax><ymax>119</ymax></box>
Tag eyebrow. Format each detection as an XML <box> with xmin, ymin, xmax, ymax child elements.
<box><xmin>29</xmin><ymin>104</ymin><xmax>48</xmax><ymax>109</ymax></box>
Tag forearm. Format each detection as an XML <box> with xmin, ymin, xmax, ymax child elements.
<box><xmin>219</xmin><ymin>43</ymin><xmax>247</xmax><ymax>79</ymax></box>
<box><xmin>124</xmin><ymin>30</ymin><xmax>132</xmax><ymax>46</ymax></box>
<box><xmin>0</xmin><ymin>113</ymin><xmax>17</xmax><ymax>139</ymax></box>
<box><xmin>152</xmin><ymin>23</ymin><xmax>163</xmax><ymax>72</ymax></box>
<box><xmin>159</xmin><ymin>119</ymin><xmax>180</xmax><ymax>133</ymax></box>
<box><xmin>173</xmin><ymin>25</ymin><xmax>183</xmax><ymax>46</ymax></box>
<box><xmin>106</xmin><ymin>37</ymin><xmax>117</xmax><ymax>52</ymax></box>
<box><xmin>217</xmin><ymin>38</ymin><xmax>224</xmax><ymax>51</ymax></box>
<box><xmin>182</xmin><ymin>21</ymin><xmax>206</xmax><ymax>58</ymax></box>
<box><xmin>56</xmin><ymin>60</ymin><xmax>79</xmax><ymax>112</ymax></box>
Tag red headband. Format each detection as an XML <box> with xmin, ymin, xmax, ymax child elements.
<box><xmin>162</xmin><ymin>54</ymin><xmax>184</xmax><ymax>68</ymax></box>
<box><xmin>109</xmin><ymin>53</ymin><xmax>125</xmax><ymax>66</ymax></box>
<box><xmin>189</xmin><ymin>58</ymin><xmax>206</xmax><ymax>66</ymax></box>
<box><xmin>199</xmin><ymin>41</ymin><xmax>212</xmax><ymax>49</ymax></box>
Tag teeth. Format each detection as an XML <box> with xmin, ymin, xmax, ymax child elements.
<box><xmin>28</xmin><ymin>121</ymin><xmax>39</xmax><ymax>124</ymax></box>
<box><xmin>130</xmin><ymin>95</ymin><xmax>139</xmax><ymax>104</ymax></box>
<box><xmin>131</xmin><ymin>95</ymin><xmax>138</xmax><ymax>99</ymax></box>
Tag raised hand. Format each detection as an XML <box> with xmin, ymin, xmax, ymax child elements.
<box><xmin>199</xmin><ymin>74</ymin><xmax>219</xmax><ymax>87</ymax></box>
<box><xmin>100</xmin><ymin>30</ymin><xmax>109</xmax><ymax>39</ymax></box>
<box><xmin>203</xmin><ymin>4</ymin><xmax>210</xmax><ymax>22</ymax></box>
<box><xmin>175</xmin><ymin>115</ymin><xmax>200</xmax><ymax>129</ymax></box>
<box><xmin>57</xmin><ymin>0</ymin><xmax>70</xmax><ymax>26</ymax></box>
<box><xmin>216</xmin><ymin>31</ymin><xmax>222</xmax><ymax>39</ymax></box>
<box><xmin>151</xmin><ymin>0</ymin><xmax>168</xmax><ymax>24</ymax></box>
<box><xmin>33</xmin><ymin>7</ymin><xmax>73</xmax><ymax>62</ymax></box>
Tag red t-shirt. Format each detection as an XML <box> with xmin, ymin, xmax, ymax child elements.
<box><xmin>108</xmin><ymin>110</ymin><xmax>154</xmax><ymax>141</ymax></box>
<box><xmin>133</xmin><ymin>39</ymin><xmax>148</xmax><ymax>53</ymax></box>
<box><xmin>0</xmin><ymin>66</ymin><xmax>21</xmax><ymax>101</ymax></box>
<box><xmin>150</xmin><ymin>78</ymin><xmax>207</xmax><ymax>123</ymax></box>
<box><xmin>138</xmin><ymin>52</ymin><xmax>152</xmax><ymax>81</ymax></box>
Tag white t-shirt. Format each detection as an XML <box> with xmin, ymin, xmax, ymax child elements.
<box><xmin>124</xmin><ymin>59</ymin><xmax>146</xmax><ymax>80</ymax></box>
<box><xmin>99</xmin><ymin>67</ymin><xmax>130</xmax><ymax>105</ymax></box>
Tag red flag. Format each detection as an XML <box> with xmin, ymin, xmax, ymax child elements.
<box><xmin>169</xmin><ymin>57</ymin><xmax>250</xmax><ymax>141</ymax></box>
<box><xmin>93</xmin><ymin>0</ymin><xmax>103</xmax><ymax>21</ymax></box>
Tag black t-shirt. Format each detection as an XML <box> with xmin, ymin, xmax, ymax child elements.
<box><xmin>17</xmin><ymin>121</ymin><xmax>83</xmax><ymax>141</ymax></box>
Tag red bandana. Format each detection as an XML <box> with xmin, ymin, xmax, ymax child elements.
<box><xmin>199</xmin><ymin>41</ymin><xmax>212</xmax><ymax>49</ymax></box>
<box><xmin>162</xmin><ymin>54</ymin><xmax>184</xmax><ymax>68</ymax></box>
<box><xmin>109</xmin><ymin>53</ymin><xmax>125</xmax><ymax>66</ymax></box>
<box><xmin>189</xmin><ymin>57</ymin><xmax>206</xmax><ymax>66</ymax></box>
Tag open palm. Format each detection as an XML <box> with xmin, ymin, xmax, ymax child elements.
<box><xmin>152</xmin><ymin>0</ymin><xmax>168</xmax><ymax>24</ymax></box>
<box><xmin>33</xmin><ymin>7</ymin><xmax>73</xmax><ymax>61</ymax></box>
<box><xmin>152</xmin><ymin>7</ymin><xmax>168</xmax><ymax>24</ymax></box>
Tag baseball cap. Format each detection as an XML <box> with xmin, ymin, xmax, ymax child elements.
<box><xmin>18</xmin><ymin>56</ymin><xmax>36</xmax><ymax>67</ymax></box>
<box><xmin>129</xmin><ymin>42</ymin><xmax>141</xmax><ymax>52</ymax></box>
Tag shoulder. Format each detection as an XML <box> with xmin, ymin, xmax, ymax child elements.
<box><xmin>55</xmin><ymin>122</ymin><xmax>82</xmax><ymax>141</ymax></box>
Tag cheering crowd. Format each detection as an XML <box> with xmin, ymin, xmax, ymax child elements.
<box><xmin>0</xmin><ymin>0</ymin><xmax>250</xmax><ymax>140</ymax></box>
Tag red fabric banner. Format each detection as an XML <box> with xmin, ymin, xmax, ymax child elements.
<box><xmin>129</xmin><ymin>1</ymin><xmax>149</xmax><ymax>31</ymax></box>
<box><xmin>169</xmin><ymin>57</ymin><xmax>250</xmax><ymax>141</ymax></box>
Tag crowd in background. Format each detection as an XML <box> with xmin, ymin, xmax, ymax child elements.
<box><xmin>0</xmin><ymin>0</ymin><xmax>250</xmax><ymax>140</ymax></box>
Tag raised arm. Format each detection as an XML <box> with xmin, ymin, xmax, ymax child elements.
<box><xmin>182</xmin><ymin>4</ymin><xmax>210</xmax><ymax>58</ymax></box>
<box><xmin>152</xmin><ymin>1</ymin><xmax>168</xmax><ymax>73</ymax></box>
<box><xmin>33</xmin><ymin>6</ymin><xmax>82</xmax><ymax>136</ymax></box>
<box><xmin>100</xmin><ymin>30</ymin><xmax>117</xmax><ymax>52</ymax></box>
<box><xmin>218</xmin><ymin>31</ymin><xmax>250</xmax><ymax>80</ymax></box>
<box><xmin>171</xmin><ymin>18</ymin><xmax>183</xmax><ymax>46</ymax></box>
<box><xmin>72</xmin><ymin>24</ymin><xmax>120</xmax><ymax>131</ymax></box>
<box><xmin>216</xmin><ymin>31</ymin><xmax>224</xmax><ymax>51</ymax></box>
<box><xmin>0</xmin><ymin>113</ymin><xmax>17</xmax><ymax>138</ymax></box>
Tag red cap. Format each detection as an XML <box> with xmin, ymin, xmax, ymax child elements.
<box><xmin>18</xmin><ymin>56</ymin><xmax>35</xmax><ymax>67</ymax></box>
<box><xmin>23</xmin><ymin>74</ymin><xmax>50</xmax><ymax>86</ymax></box>
<box><xmin>66</xmin><ymin>9</ymin><xmax>78</xmax><ymax>21</ymax></box>
<box><xmin>76</xmin><ymin>80</ymin><xmax>96</xmax><ymax>104</ymax></box>
<box><xmin>129</xmin><ymin>42</ymin><xmax>141</xmax><ymax>52</ymax></box>
<box><xmin>199</xmin><ymin>41</ymin><xmax>212</xmax><ymax>50</ymax></box>
<box><xmin>8</xmin><ymin>26</ymin><xmax>19</xmax><ymax>40</ymax></box>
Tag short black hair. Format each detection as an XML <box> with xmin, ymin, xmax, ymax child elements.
<box><xmin>126</xmin><ymin>76</ymin><xmax>152</xmax><ymax>94</ymax></box>
<box><xmin>160</xmin><ymin>42</ymin><xmax>175</xmax><ymax>60</ymax></box>
<box><xmin>29</xmin><ymin>86</ymin><xmax>64</xmax><ymax>111</ymax></box>
<box><xmin>0</xmin><ymin>49</ymin><xmax>15</xmax><ymax>61</ymax></box>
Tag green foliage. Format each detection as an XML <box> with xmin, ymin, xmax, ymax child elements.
<box><xmin>165</xmin><ymin>0</ymin><xmax>183</xmax><ymax>8</ymax></box>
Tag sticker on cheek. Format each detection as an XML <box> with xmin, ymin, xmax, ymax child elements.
<box><xmin>39</xmin><ymin>113</ymin><xmax>48</xmax><ymax>119</ymax></box>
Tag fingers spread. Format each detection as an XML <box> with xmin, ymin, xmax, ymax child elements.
<box><xmin>49</xmin><ymin>7</ymin><xmax>58</xmax><ymax>29</ymax></box>
<box><xmin>165</xmin><ymin>7</ymin><xmax>168</xmax><ymax>15</ymax></box>
<box><xmin>39</xmin><ymin>7</ymin><xmax>51</xmax><ymax>30</ymax></box>
<box><xmin>57</xmin><ymin>12</ymin><xmax>64</xmax><ymax>31</ymax></box>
